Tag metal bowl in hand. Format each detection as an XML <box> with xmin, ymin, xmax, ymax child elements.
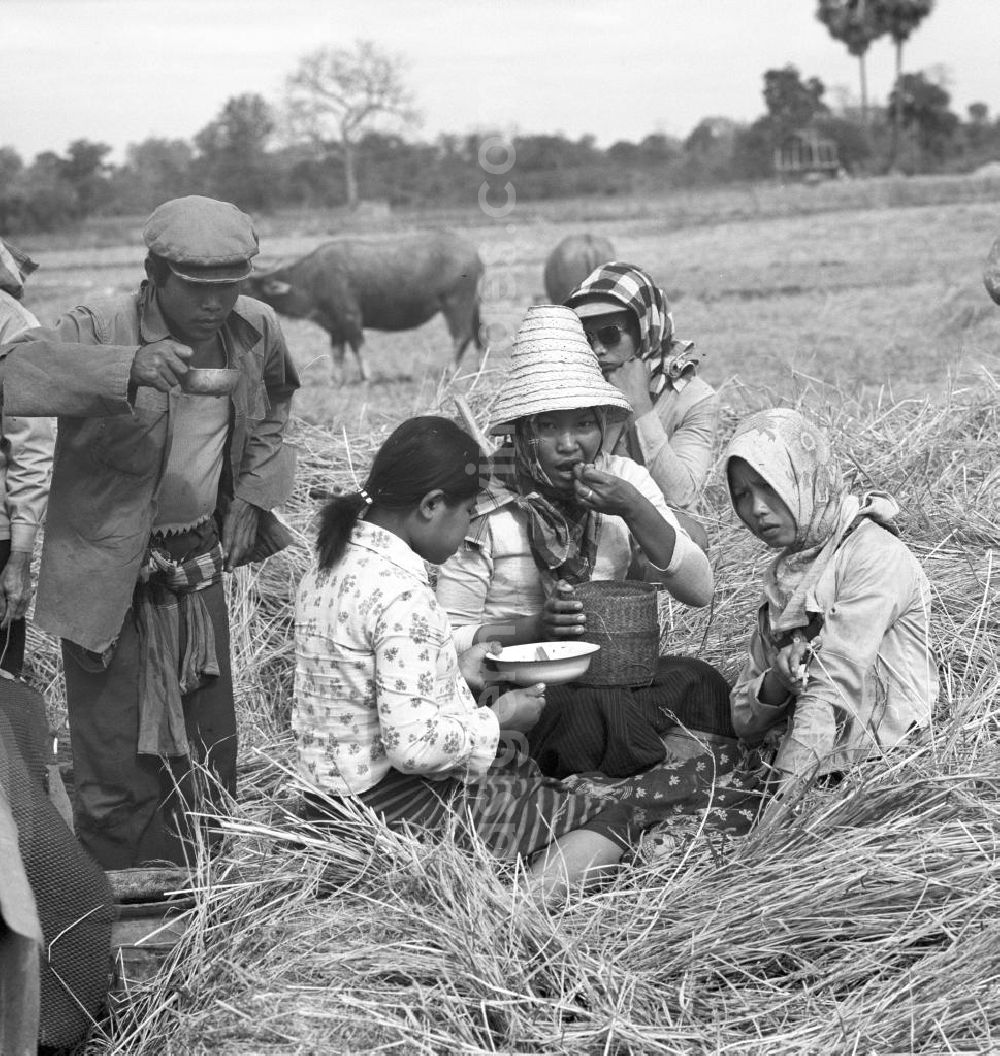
<box><xmin>179</xmin><ymin>368</ymin><xmax>240</xmax><ymax>396</ymax></box>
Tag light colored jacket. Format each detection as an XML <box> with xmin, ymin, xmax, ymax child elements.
<box><xmin>0</xmin><ymin>291</ymin><xmax>54</xmax><ymax>551</ymax></box>
<box><xmin>607</xmin><ymin>375</ymin><xmax>719</xmax><ymax>510</ymax></box>
<box><xmin>731</xmin><ymin>520</ymin><xmax>937</xmax><ymax>787</ymax></box>
<box><xmin>437</xmin><ymin>452</ymin><xmax>714</xmax><ymax>655</ymax></box>
<box><xmin>14</xmin><ymin>284</ymin><xmax>299</xmax><ymax>652</ymax></box>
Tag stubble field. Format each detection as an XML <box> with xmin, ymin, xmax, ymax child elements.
<box><xmin>18</xmin><ymin>175</ymin><xmax>1000</xmax><ymax>1053</ymax></box>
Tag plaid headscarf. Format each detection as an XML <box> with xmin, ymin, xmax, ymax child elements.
<box><xmin>724</xmin><ymin>409</ymin><xmax>899</xmax><ymax>636</ymax></box>
<box><xmin>565</xmin><ymin>261</ymin><xmax>699</xmax><ymax>401</ymax></box>
<box><xmin>468</xmin><ymin>416</ymin><xmax>604</xmax><ymax>586</ymax></box>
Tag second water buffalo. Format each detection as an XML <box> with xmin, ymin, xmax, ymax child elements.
<box><xmin>245</xmin><ymin>231</ymin><xmax>483</xmax><ymax>382</ymax></box>
<box><xmin>543</xmin><ymin>233</ymin><xmax>617</xmax><ymax>305</ymax></box>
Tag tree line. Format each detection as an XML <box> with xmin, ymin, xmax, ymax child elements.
<box><xmin>1</xmin><ymin>28</ymin><xmax>998</xmax><ymax>234</ymax></box>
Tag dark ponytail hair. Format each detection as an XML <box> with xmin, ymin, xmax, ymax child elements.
<box><xmin>316</xmin><ymin>415</ymin><xmax>485</xmax><ymax>570</ymax></box>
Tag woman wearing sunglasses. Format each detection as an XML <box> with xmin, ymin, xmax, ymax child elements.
<box><xmin>565</xmin><ymin>262</ymin><xmax>719</xmax><ymax>524</ymax></box>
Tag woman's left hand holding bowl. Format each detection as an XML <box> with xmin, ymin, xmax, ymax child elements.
<box><xmin>459</xmin><ymin>639</ymin><xmax>502</xmax><ymax>692</ymax></box>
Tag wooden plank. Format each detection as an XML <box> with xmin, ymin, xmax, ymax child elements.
<box><xmin>106</xmin><ymin>868</ymin><xmax>193</xmax><ymax>903</ymax></box>
<box><xmin>111</xmin><ymin>912</ymin><xmax>188</xmax><ymax>950</ymax></box>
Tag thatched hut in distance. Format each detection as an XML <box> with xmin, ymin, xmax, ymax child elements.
<box><xmin>774</xmin><ymin>128</ymin><xmax>841</xmax><ymax>183</ymax></box>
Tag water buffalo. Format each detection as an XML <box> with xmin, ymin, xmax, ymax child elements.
<box><xmin>543</xmin><ymin>233</ymin><xmax>617</xmax><ymax>305</ymax></box>
<box><xmin>244</xmin><ymin>230</ymin><xmax>483</xmax><ymax>382</ymax></box>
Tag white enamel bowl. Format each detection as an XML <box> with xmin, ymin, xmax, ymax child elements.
<box><xmin>492</xmin><ymin>641</ymin><xmax>600</xmax><ymax>686</ymax></box>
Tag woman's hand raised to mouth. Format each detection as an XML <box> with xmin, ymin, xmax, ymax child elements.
<box><xmin>572</xmin><ymin>462</ymin><xmax>680</xmax><ymax>578</ymax></box>
<box><xmin>603</xmin><ymin>355</ymin><xmax>653</xmax><ymax>415</ymax></box>
<box><xmin>572</xmin><ymin>462</ymin><xmax>642</xmax><ymax>518</ymax></box>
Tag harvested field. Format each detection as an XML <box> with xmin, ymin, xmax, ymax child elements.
<box><xmin>82</xmin><ymin>381</ymin><xmax>1000</xmax><ymax>1056</ymax></box>
<box><xmin>16</xmin><ymin>183</ymin><xmax>1000</xmax><ymax>1052</ymax></box>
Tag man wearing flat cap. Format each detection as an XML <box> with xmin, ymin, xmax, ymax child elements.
<box><xmin>10</xmin><ymin>195</ymin><xmax>300</xmax><ymax>869</ymax></box>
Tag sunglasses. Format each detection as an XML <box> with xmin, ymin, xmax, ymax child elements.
<box><xmin>584</xmin><ymin>322</ymin><xmax>629</xmax><ymax>349</ymax></box>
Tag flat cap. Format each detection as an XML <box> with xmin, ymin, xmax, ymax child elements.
<box><xmin>143</xmin><ymin>195</ymin><xmax>259</xmax><ymax>284</ymax></box>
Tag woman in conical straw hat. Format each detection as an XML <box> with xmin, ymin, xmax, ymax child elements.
<box><xmin>436</xmin><ymin>305</ymin><xmax>736</xmax><ymax>781</ymax></box>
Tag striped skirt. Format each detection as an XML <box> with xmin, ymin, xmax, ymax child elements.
<box><xmin>303</xmin><ymin>754</ymin><xmax>637</xmax><ymax>861</ymax></box>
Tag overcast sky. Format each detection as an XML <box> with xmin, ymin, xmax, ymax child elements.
<box><xmin>4</xmin><ymin>0</ymin><xmax>998</xmax><ymax>162</ymax></box>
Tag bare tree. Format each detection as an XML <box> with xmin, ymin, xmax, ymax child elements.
<box><xmin>285</xmin><ymin>40</ymin><xmax>420</xmax><ymax>209</ymax></box>
<box><xmin>816</xmin><ymin>0</ymin><xmax>884</xmax><ymax>123</ymax></box>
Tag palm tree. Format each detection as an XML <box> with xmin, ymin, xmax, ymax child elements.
<box><xmin>874</xmin><ymin>0</ymin><xmax>936</xmax><ymax>168</ymax></box>
<box><xmin>816</xmin><ymin>0</ymin><xmax>884</xmax><ymax>122</ymax></box>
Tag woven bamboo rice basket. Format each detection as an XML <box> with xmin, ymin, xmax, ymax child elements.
<box><xmin>573</xmin><ymin>580</ymin><xmax>660</xmax><ymax>687</ymax></box>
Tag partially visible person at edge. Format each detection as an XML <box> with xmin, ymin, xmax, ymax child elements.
<box><xmin>294</xmin><ymin>416</ymin><xmax>647</xmax><ymax>903</ymax></box>
<box><xmin>10</xmin><ymin>195</ymin><xmax>300</xmax><ymax>870</ymax></box>
<box><xmin>0</xmin><ymin>241</ymin><xmax>208</xmax><ymax>1056</ymax></box>
<box><xmin>0</xmin><ymin>238</ymin><xmax>54</xmax><ymax>677</ymax></box>
<box><xmin>725</xmin><ymin>408</ymin><xmax>937</xmax><ymax>802</ymax></box>
<box><xmin>565</xmin><ymin>261</ymin><xmax>719</xmax><ymax>552</ymax></box>
<box><xmin>436</xmin><ymin>305</ymin><xmax>734</xmax><ymax>782</ymax></box>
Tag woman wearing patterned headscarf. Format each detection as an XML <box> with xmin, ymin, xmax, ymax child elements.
<box><xmin>566</xmin><ymin>262</ymin><xmax>719</xmax><ymax>515</ymax></box>
<box><xmin>724</xmin><ymin>408</ymin><xmax>937</xmax><ymax>798</ymax></box>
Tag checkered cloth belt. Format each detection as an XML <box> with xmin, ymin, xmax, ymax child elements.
<box><xmin>135</xmin><ymin>543</ymin><xmax>225</xmax><ymax>757</ymax></box>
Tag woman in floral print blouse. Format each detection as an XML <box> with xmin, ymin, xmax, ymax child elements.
<box><xmin>293</xmin><ymin>415</ymin><xmax>645</xmax><ymax>901</ymax></box>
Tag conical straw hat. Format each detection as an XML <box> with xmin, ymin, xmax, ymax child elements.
<box><xmin>488</xmin><ymin>304</ymin><xmax>633</xmax><ymax>436</ymax></box>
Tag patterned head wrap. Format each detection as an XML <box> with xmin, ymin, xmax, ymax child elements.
<box><xmin>725</xmin><ymin>409</ymin><xmax>902</xmax><ymax>638</ymax></box>
<box><xmin>565</xmin><ymin>261</ymin><xmax>699</xmax><ymax>401</ymax></box>
<box><xmin>724</xmin><ymin>410</ymin><xmax>848</xmax><ymax>635</ymax></box>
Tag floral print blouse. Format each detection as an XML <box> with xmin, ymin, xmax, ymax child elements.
<box><xmin>293</xmin><ymin>519</ymin><xmax>500</xmax><ymax>796</ymax></box>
